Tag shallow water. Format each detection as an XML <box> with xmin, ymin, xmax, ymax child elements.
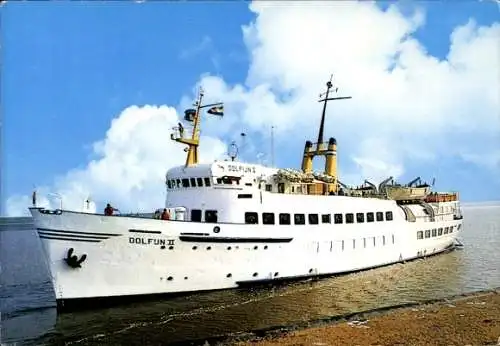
<box><xmin>1</xmin><ymin>204</ymin><xmax>499</xmax><ymax>345</ymax></box>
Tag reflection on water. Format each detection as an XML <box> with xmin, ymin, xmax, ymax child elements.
<box><xmin>1</xmin><ymin>204</ymin><xmax>499</xmax><ymax>345</ymax></box>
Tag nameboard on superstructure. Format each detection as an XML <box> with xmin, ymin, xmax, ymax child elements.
<box><xmin>211</xmin><ymin>161</ymin><xmax>262</xmax><ymax>179</ymax></box>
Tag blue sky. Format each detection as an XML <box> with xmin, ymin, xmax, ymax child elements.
<box><xmin>1</xmin><ymin>0</ymin><xmax>499</xmax><ymax>215</ymax></box>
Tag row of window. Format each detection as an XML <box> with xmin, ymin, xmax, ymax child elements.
<box><xmin>167</xmin><ymin>177</ymin><xmax>212</xmax><ymax>189</ymax></box>
<box><xmin>417</xmin><ymin>225</ymin><xmax>457</xmax><ymax>239</ymax></box>
<box><xmin>244</xmin><ymin>211</ymin><xmax>394</xmax><ymax>225</ymax></box>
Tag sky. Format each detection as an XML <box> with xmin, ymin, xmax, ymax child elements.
<box><xmin>1</xmin><ymin>0</ymin><xmax>499</xmax><ymax>216</ymax></box>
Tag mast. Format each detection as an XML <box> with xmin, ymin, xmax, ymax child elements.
<box><xmin>170</xmin><ymin>88</ymin><xmax>224</xmax><ymax>167</ymax></box>
<box><xmin>300</xmin><ymin>75</ymin><xmax>352</xmax><ymax>194</ymax></box>
<box><xmin>316</xmin><ymin>75</ymin><xmax>352</xmax><ymax>153</ymax></box>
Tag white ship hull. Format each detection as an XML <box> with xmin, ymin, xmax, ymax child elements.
<box><xmin>30</xmin><ymin>199</ymin><xmax>462</xmax><ymax>310</ymax></box>
<box><xmin>28</xmin><ymin>81</ymin><xmax>464</xmax><ymax>312</ymax></box>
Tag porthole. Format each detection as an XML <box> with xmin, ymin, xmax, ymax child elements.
<box><xmin>207</xmin><ymin>246</ymin><xmax>212</xmax><ymax>250</ymax></box>
<box><xmin>167</xmin><ymin>276</ymin><xmax>173</xmax><ymax>281</ymax></box>
<box><xmin>253</xmin><ymin>272</ymin><xmax>258</xmax><ymax>277</ymax></box>
<box><xmin>226</xmin><ymin>273</ymin><xmax>232</xmax><ymax>278</ymax></box>
<box><xmin>309</xmin><ymin>268</ymin><xmax>313</xmax><ymax>274</ymax></box>
<box><xmin>227</xmin><ymin>246</ymin><xmax>232</xmax><ymax>250</ymax></box>
<box><xmin>184</xmin><ymin>276</ymin><xmax>188</xmax><ymax>280</ymax></box>
<box><xmin>169</xmin><ymin>246</ymin><xmax>174</xmax><ymax>250</ymax></box>
<box><xmin>253</xmin><ymin>246</ymin><xmax>258</xmax><ymax>250</ymax></box>
<box><xmin>274</xmin><ymin>272</ymin><xmax>279</xmax><ymax>277</ymax></box>
<box><xmin>192</xmin><ymin>246</ymin><xmax>198</xmax><ymax>250</ymax></box>
<box><xmin>161</xmin><ymin>245</ymin><xmax>166</xmax><ymax>250</ymax></box>
<box><xmin>213</xmin><ymin>226</ymin><xmax>221</xmax><ymax>233</ymax></box>
<box><xmin>264</xmin><ymin>245</ymin><xmax>268</xmax><ymax>250</ymax></box>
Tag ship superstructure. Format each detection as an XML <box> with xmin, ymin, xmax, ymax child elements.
<box><xmin>29</xmin><ymin>77</ymin><xmax>463</xmax><ymax>311</ymax></box>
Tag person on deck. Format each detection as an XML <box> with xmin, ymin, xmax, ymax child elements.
<box><xmin>104</xmin><ymin>203</ymin><xmax>116</xmax><ymax>216</ymax></box>
<box><xmin>161</xmin><ymin>208</ymin><xmax>171</xmax><ymax>220</ymax></box>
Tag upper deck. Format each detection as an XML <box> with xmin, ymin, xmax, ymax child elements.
<box><xmin>165</xmin><ymin>161</ymin><xmax>277</xmax><ymax>191</ymax></box>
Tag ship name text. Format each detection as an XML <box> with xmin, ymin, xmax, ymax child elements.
<box><xmin>129</xmin><ymin>237</ymin><xmax>175</xmax><ymax>246</ymax></box>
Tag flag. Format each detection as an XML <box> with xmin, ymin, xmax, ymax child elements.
<box><xmin>207</xmin><ymin>105</ymin><xmax>224</xmax><ymax>116</ymax></box>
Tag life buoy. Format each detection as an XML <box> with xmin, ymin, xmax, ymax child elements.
<box><xmin>213</xmin><ymin>226</ymin><xmax>220</xmax><ymax>233</ymax></box>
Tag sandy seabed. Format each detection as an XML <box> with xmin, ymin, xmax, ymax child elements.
<box><xmin>235</xmin><ymin>288</ymin><xmax>500</xmax><ymax>346</ymax></box>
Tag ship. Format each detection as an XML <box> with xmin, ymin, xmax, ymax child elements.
<box><xmin>29</xmin><ymin>77</ymin><xmax>464</xmax><ymax>311</ymax></box>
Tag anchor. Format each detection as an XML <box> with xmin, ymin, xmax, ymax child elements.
<box><xmin>64</xmin><ymin>248</ymin><xmax>87</xmax><ymax>268</ymax></box>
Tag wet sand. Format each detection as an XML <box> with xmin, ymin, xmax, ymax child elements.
<box><xmin>234</xmin><ymin>288</ymin><xmax>500</xmax><ymax>346</ymax></box>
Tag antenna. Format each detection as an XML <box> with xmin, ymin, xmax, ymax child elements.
<box><xmin>316</xmin><ymin>75</ymin><xmax>352</xmax><ymax>152</ymax></box>
<box><xmin>228</xmin><ymin>141</ymin><xmax>239</xmax><ymax>162</ymax></box>
<box><xmin>270</xmin><ymin>125</ymin><xmax>275</xmax><ymax>167</ymax></box>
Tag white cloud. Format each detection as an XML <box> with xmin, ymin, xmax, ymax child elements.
<box><xmin>194</xmin><ymin>1</ymin><xmax>499</xmax><ymax>182</ymax></box>
<box><xmin>5</xmin><ymin>1</ymin><xmax>500</xmax><ymax>215</ymax></box>
<box><xmin>6</xmin><ymin>105</ymin><xmax>227</xmax><ymax>216</ymax></box>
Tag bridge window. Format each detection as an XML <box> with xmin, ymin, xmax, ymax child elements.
<box><xmin>439</xmin><ymin>228</ymin><xmax>444</xmax><ymax>236</ymax></box>
<box><xmin>176</xmin><ymin>179</ymin><xmax>181</xmax><ymax>188</ymax></box>
<box><xmin>376</xmin><ymin>212</ymin><xmax>384</xmax><ymax>221</ymax></box>
<box><xmin>363</xmin><ymin>238</ymin><xmax>367</xmax><ymax>248</ymax></box>
<box><xmin>346</xmin><ymin>213</ymin><xmax>354</xmax><ymax>224</ymax></box>
<box><xmin>245</xmin><ymin>212</ymin><xmax>259</xmax><ymax>224</ymax></box>
<box><xmin>385</xmin><ymin>211</ymin><xmax>393</xmax><ymax>221</ymax></box>
<box><xmin>190</xmin><ymin>178</ymin><xmax>196</xmax><ymax>187</ymax></box>
<box><xmin>308</xmin><ymin>214</ymin><xmax>319</xmax><ymax>225</ymax></box>
<box><xmin>417</xmin><ymin>231</ymin><xmax>423</xmax><ymax>239</ymax></box>
<box><xmin>191</xmin><ymin>209</ymin><xmax>202</xmax><ymax>222</ymax></box>
<box><xmin>294</xmin><ymin>214</ymin><xmax>305</xmax><ymax>225</ymax></box>
<box><xmin>197</xmin><ymin>178</ymin><xmax>203</xmax><ymax>187</ymax></box>
<box><xmin>182</xmin><ymin>179</ymin><xmax>190</xmax><ymax>188</ymax></box>
<box><xmin>367</xmin><ymin>212</ymin><xmax>374</xmax><ymax>222</ymax></box>
<box><xmin>263</xmin><ymin>213</ymin><xmax>275</xmax><ymax>225</ymax></box>
<box><xmin>334</xmin><ymin>213</ymin><xmax>343</xmax><ymax>224</ymax></box>
<box><xmin>356</xmin><ymin>213</ymin><xmax>364</xmax><ymax>223</ymax></box>
<box><xmin>444</xmin><ymin>227</ymin><xmax>449</xmax><ymax>234</ymax></box>
<box><xmin>321</xmin><ymin>214</ymin><xmax>331</xmax><ymax>223</ymax></box>
<box><xmin>425</xmin><ymin>230</ymin><xmax>430</xmax><ymax>238</ymax></box>
<box><xmin>167</xmin><ymin>180</ymin><xmax>172</xmax><ymax>189</ymax></box>
<box><xmin>205</xmin><ymin>210</ymin><xmax>218</xmax><ymax>223</ymax></box>
<box><xmin>279</xmin><ymin>213</ymin><xmax>291</xmax><ymax>225</ymax></box>
<box><xmin>265</xmin><ymin>184</ymin><xmax>272</xmax><ymax>192</ymax></box>
<box><xmin>432</xmin><ymin>229</ymin><xmax>437</xmax><ymax>237</ymax></box>
<box><xmin>204</xmin><ymin>177</ymin><xmax>211</xmax><ymax>187</ymax></box>
<box><xmin>383</xmin><ymin>235</ymin><xmax>386</xmax><ymax>245</ymax></box>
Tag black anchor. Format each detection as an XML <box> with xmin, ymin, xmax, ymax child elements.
<box><xmin>64</xmin><ymin>248</ymin><xmax>87</xmax><ymax>268</ymax></box>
